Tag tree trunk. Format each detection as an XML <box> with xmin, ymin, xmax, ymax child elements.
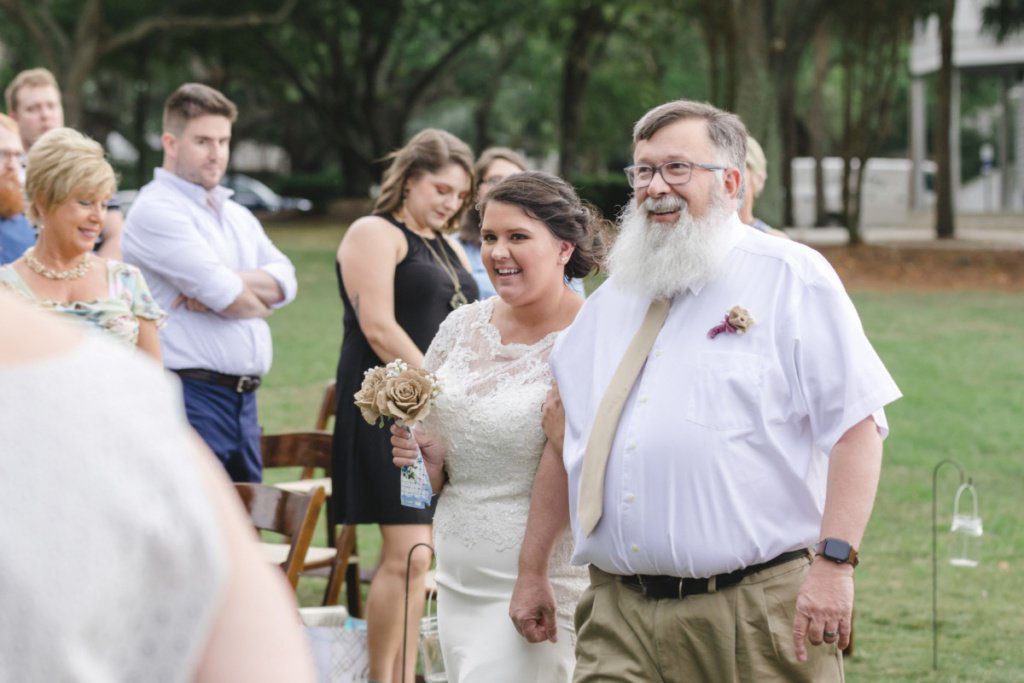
<box><xmin>731</xmin><ymin>0</ymin><xmax>783</xmax><ymax>227</ymax></box>
<box><xmin>935</xmin><ymin>0</ymin><xmax>956</xmax><ymax>238</ymax></box>
<box><xmin>810</xmin><ymin>26</ymin><xmax>829</xmax><ymax>226</ymax></box>
<box><xmin>849</xmin><ymin>159</ymin><xmax>867</xmax><ymax>245</ymax></box>
<box><xmin>777</xmin><ymin>77</ymin><xmax>798</xmax><ymax>227</ymax></box>
<box><xmin>559</xmin><ymin>2</ymin><xmax>620</xmax><ymax>179</ymax></box>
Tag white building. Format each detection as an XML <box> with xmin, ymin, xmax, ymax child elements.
<box><xmin>909</xmin><ymin>0</ymin><xmax>1024</xmax><ymax>212</ymax></box>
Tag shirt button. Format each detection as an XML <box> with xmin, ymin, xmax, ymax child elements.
<box><xmin>626</xmin><ymin>441</ymin><xmax>637</xmax><ymax>451</ymax></box>
<box><xmin>654</xmin><ymin>350</ymin><xmax>663</xmax><ymax>358</ymax></box>
<box><xmin>625</xmin><ymin>493</ymin><xmax>635</xmax><ymax>503</ymax></box>
<box><xmin>631</xmin><ymin>544</ymin><xmax>640</xmax><ymax>553</ymax></box>
<box><xmin>638</xmin><ymin>395</ymin><xmax>648</xmax><ymax>404</ymax></box>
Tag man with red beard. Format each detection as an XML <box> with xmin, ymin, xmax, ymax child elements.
<box><xmin>511</xmin><ymin>100</ymin><xmax>901</xmax><ymax>682</ymax></box>
<box><xmin>0</xmin><ymin>114</ymin><xmax>34</xmax><ymax>266</ymax></box>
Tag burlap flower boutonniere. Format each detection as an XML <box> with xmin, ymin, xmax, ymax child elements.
<box><xmin>707</xmin><ymin>305</ymin><xmax>755</xmax><ymax>339</ymax></box>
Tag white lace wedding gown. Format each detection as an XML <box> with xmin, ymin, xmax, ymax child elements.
<box><xmin>423</xmin><ymin>298</ymin><xmax>587</xmax><ymax>683</ymax></box>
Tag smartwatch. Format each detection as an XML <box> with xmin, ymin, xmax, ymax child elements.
<box><xmin>815</xmin><ymin>538</ymin><xmax>859</xmax><ymax>567</ymax></box>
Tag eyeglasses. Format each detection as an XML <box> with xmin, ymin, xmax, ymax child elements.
<box><xmin>623</xmin><ymin>160</ymin><xmax>726</xmax><ymax>189</ymax></box>
<box><xmin>0</xmin><ymin>150</ymin><xmax>26</xmax><ymax>166</ymax></box>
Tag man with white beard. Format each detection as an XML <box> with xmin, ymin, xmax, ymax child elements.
<box><xmin>509</xmin><ymin>99</ymin><xmax>901</xmax><ymax>682</ymax></box>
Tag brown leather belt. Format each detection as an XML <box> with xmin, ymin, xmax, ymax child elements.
<box><xmin>174</xmin><ymin>368</ymin><xmax>262</xmax><ymax>393</ymax></box>
<box><xmin>620</xmin><ymin>548</ymin><xmax>810</xmax><ymax>600</ymax></box>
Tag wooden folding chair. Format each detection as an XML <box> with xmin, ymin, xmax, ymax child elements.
<box><xmin>235</xmin><ymin>483</ymin><xmax>325</xmax><ymax>589</ymax></box>
<box><xmin>314</xmin><ymin>379</ymin><xmax>336</xmax><ymax>432</ymax></box>
<box><xmin>312</xmin><ymin>380</ymin><xmax>439</xmax><ymax>615</ymax></box>
<box><xmin>262</xmin><ymin>429</ymin><xmax>363</xmax><ymax>614</ymax></box>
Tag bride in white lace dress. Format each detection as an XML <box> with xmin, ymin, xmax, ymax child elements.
<box><xmin>391</xmin><ymin>172</ymin><xmax>605</xmax><ymax>682</ymax></box>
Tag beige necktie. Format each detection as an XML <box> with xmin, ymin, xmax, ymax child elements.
<box><xmin>577</xmin><ymin>298</ymin><xmax>671</xmax><ymax>537</ymax></box>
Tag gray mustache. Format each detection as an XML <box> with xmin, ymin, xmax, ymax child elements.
<box><xmin>643</xmin><ymin>196</ymin><xmax>685</xmax><ymax>213</ymax></box>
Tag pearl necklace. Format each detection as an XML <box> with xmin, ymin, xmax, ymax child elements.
<box><xmin>24</xmin><ymin>247</ymin><xmax>92</xmax><ymax>281</ymax></box>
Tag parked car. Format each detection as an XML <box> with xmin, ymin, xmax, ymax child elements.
<box><xmin>221</xmin><ymin>173</ymin><xmax>313</xmax><ymax>213</ymax></box>
<box><xmin>115</xmin><ymin>174</ymin><xmax>314</xmax><ymax>218</ymax></box>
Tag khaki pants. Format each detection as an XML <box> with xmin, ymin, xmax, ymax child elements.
<box><xmin>573</xmin><ymin>556</ymin><xmax>843</xmax><ymax>683</ymax></box>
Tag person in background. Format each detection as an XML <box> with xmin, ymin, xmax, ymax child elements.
<box><xmin>0</xmin><ymin>114</ymin><xmax>34</xmax><ymax>265</ymax></box>
<box><xmin>740</xmin><ymin>135</ymin><xmax>789</xmax><ymax>239</ymax></box>
<box><xmin>0</xmin><ymin>291</ymin><xmax>316</xmax><ymax>683</ymax></box>
<box><xmin>5</xmin><ymin>67</ymin><xmax>125</xmax><ymax>258</ymax></box>
<box><xmin>459</xmin><ymin>147</ymin><xmax>529</xmax><ymax>298</ymax></box>
<box><xmin>333</xmin><ymin>128</ymin><xmax>477</xmax><ymax>683</ymax></box>
<box><xmin>0</xmin><ymin>128</ymin><xmax>163</xmax><ymax>360</ymax></box>
<box><xmin>123</xmin><ymin>83</ymin><xmax>297</xmax><ymax>483</ymax></box>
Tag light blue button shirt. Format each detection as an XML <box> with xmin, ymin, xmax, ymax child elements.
<box><xmin>0</xmin><ymin>214</ymin><xmax>36</xmax><ymax>265</ymax></box>
<box><xmin>123</xmin><ymin>168</ymin><xmax>297</xmax><ymax>375</ymax></box>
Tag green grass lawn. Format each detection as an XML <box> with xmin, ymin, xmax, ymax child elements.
<box><xmin>262</xmin><ymin>222</ymin><xmax>1024</xmax><ymax>681</ymax></box>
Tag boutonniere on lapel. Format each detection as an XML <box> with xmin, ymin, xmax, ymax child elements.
<box><xmin>707</xmin><ymin>306</ymin><xmax>755</xmax><ymax>339</ymax></box>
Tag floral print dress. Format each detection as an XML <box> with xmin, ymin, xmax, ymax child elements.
<box><xmin>0</xmin><ymin>260</ymin><xmax>166</xmax><ymax>346</ymax></box>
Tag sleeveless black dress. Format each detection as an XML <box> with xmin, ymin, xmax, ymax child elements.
<box><xmin>332</xmin><ymin>214</ymin><xmax>480</xmax><ymax>524</ymax></box>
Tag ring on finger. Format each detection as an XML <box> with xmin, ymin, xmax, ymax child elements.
<box><xmin>823</xmin><ymin>630</ymin><xmax>838</xmax><ymax>641</ymax></box>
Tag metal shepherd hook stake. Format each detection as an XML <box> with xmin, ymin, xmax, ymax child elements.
<box><xmin>403</xmin><ymin>542</ymin><xmax>436</xmax><ymax>682</ymax></box>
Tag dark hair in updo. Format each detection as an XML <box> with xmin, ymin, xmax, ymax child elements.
<box><xmin>480</xmin><ymin>171</ymin><xmax>606</xmax><ymax>280</ymax></box>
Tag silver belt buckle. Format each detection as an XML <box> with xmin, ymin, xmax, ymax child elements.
<box><xmin>235</xmin><ymin>376</ymin><xmax>248</xmax><ymax>393</ymax></box>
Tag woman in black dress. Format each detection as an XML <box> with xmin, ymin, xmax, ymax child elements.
<box><xmin>333</xmin><ymin>128</ymin><xmax>477</xmax><ymax>683</ymax></box>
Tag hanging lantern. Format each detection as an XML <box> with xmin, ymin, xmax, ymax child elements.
<box><xmin>948</xmin><ymin>481</ymin><xmax>982</xmax><ymax>568</ymax></box>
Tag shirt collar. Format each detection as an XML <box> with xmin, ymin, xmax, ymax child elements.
<box><xmin>154</xmin><ymin>167</ymin><xmax>233</xmax><ymax>213</ymax></box>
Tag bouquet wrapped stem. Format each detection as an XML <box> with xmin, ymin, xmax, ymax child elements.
<box><xmin>354</xmin><ymin>360</ymin><xmax>441</xmax><ymax>509</ymax></box>
<box><xmin>395</xmin><ymin>420</ymin><xmax>433</xmax><ymax>509</ymax></box>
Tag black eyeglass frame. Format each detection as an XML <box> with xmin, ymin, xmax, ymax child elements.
<box><xmin>623</xmin><ymin>160</ymin><xmax>727</xmax><ymax>189</ymax></box>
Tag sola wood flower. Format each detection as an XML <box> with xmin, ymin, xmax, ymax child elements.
<box><xmin>707</xmin><ymin>305</ymin><xmax>755</xmax><ymax>339</ymax></box>
<box><xmin>354</xmin><ymin>359</ymin><xmax>441</xmax><ymax>427</ymax></box>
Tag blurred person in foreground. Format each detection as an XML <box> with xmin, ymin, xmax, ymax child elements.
<box><xmin>0</xmin><ymin>290</ymin><xmax>315</xmax><ymax>682</ymax></box>
<box><xmin>124</xmin><ymin>83</ymin><xmax>297</xmax><ymax>484</ymax></box>
<box><xmin>0</xmin><ymin>127</ymin><xmax>164</xmax><ymax>360</ymax></box>
<box><xmin>333</xmin><ymin>128</ymin><xmax>477</xmax><ymax>683</ymax></box>
<box><xmin>5</xmin><ymin>67</ymin><xmax>125</xmax><ymax>258</ymax></box>
<box><xmin>0</xmin><ymin>113</ymin><xmax>34</xmax><ymax>265</ymax></box>
<box><xmin>740</xmin><ymin>135</ymin><xmax>789</xmax><ymax>238</ymax></box>
<box><xmin>510</xmin><ymin>99</ymin><xmax>901</xmax><ymax>682</ymax></box>
<box><xmin>390</xmin><ymin>172</ymin><xmax>604</xmax><ymax>681</ymax></box>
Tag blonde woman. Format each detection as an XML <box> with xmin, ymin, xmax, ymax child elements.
<box><xmin>740</xmin><ymin>135</ymin><xmax>789</xmax><ymax>239</ymax></box>
<box><xmin>0</xmin><ymin>128</ymin><xmax>164</xmax><ymax>359</ymax></box>
<box><xmin>332</xmin><ymin>128</ymin><xmax>478</xmax><ymax>683</ymax></box>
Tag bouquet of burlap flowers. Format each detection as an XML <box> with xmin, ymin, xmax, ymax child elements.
<box><xmin>354</xmin><ymin>359</ymin><xmax>441</xmax><ymax>509</ymax></box>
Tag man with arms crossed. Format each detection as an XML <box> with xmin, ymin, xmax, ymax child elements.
<box><xmin>124</xmin><ymin>83</ymin><xmax>296</xmax><ymax>483</ymax></box>
<box><xmin>510</xmin><ymin>100</ymin><xmax>901</xmax><ymax>681</ymax></box>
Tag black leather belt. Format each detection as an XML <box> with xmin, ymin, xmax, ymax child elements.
<box><xmin>620</xmin><ymin>548</ymin><xmax>810</xmax><ymax>600</ymax></box>
<box><xmin>174</xmin><ymin>368</ymin><xmax>262</xmax><ymax>393</ymax></box>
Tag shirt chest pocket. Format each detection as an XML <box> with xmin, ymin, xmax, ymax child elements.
<box><xmin>674</xmin><ymin>351</ymin><xmax>768</xmax><ymax>431</ymax></box>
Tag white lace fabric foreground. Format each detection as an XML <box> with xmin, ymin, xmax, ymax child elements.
<box><xmin>0</xmin><ymin>334</ymin><xmax>226</xmax><ymax>682</ymax></box>
<box><xmin>424</xmin><ymin>299</ymin><xmax>586</xmax><ymax>618</ymax></box>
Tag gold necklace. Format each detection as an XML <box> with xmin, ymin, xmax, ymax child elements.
<box><xmin>416</xmin><ymin>232</ymin><xmax>469</xmax><ymax>310</ymax></box>
<box><xmin>24</xmin><ymin>247</ymin><xmax>92</xmax><ymax>281</ymax></box>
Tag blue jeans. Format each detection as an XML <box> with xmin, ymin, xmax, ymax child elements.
<box><xmin>179</xmin><ymin>376</ymin><xmax>262</xmax><ymax>482</ymax></box>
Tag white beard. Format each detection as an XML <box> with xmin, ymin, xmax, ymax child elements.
<box><xmin>607</xmin><ymin>192</ymin><xmax>739</xmax><ymax>300</ymax></box>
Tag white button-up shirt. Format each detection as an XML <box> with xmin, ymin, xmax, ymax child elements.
<box><xmin>123</xmin><ymin>169</ymin><xmax>297</xmax><ymax>376</ymax></box>
<box><xmin>550</xmin><ymin>215</ymin><xmax>901</xmax><ymax>579</ymax></box>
